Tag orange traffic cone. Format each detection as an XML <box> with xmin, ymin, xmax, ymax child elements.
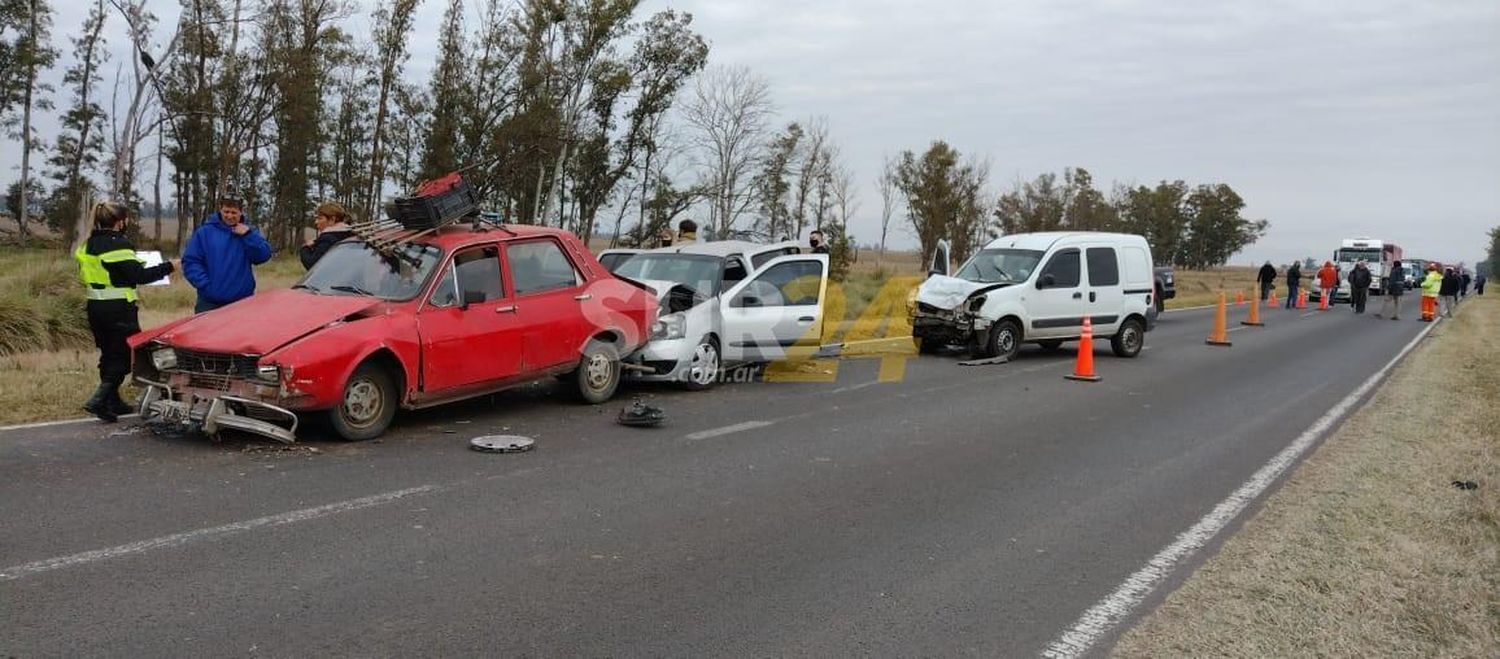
<box><xmin>1206</xmin><ymin>292</ymin><xmax>1232</xmax><ymax>346</ymax></box>
<box><xmin>1065</xmin><ymin>317</ymin><xmax>1102</xmax><ymax>382</ymax></box>
<box><xmin>1235</xmin><ymin>290</ymin><xmax>1245</xmax><ymax>306</ymax></box>
<box><xmin>1297</xmin><ymin>289</ymin><xmax>1308</xmax><ymax>309</ymax></box>
<box><xmin>1243</xmin><ymin>293</ymin><xmax>1264</xmax><ymax>326</ymax></box>
<box><xmin>1318</xmin><ymin>290</ymin><xmax>1330</xmax><ymax>311</ymax></box>
<box><xmin>1268</xmin><ymin>288</ymin><xmax>1278</xmax><ymax>307</ymax></box>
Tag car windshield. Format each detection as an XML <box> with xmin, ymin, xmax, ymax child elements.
<box><xmin>297</xmin><ymin>242</ymin><xmax>443</xmax><ymax>300</ymax></box>
<box><xmin>612</xmin><ymin>253</ymin><xmax>723</xmax><ymax>297</ymax></box>
<box><xmin>955</xmin><ymin>248</ymin><xmax>1044</xmax><ymax>284</ymax></box>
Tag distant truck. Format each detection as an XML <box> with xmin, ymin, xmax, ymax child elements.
<box><xmin>1334</xmin><ymin>238</ymin><xmax>1402</xmax><ymax>295</ymax></box>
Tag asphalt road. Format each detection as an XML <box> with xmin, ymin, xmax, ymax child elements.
<box><xmin>1</xmin><ymin>302</ymin><xmax>1428</xmax><ymax>657</ymax></box>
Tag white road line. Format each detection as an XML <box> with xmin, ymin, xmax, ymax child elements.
<box><xmin>0</xmin><ymin>485</ymin><xmax>440</xmax><ymax>582</ymax></box>
<box><xmin>829</xmin><ymin>381</ymin><xmax>881</xmax><ymax>394</ymax></box>
<box><xmin>1041</xmin><ymin>319</ymin><xmax>1438</xmax><ymax>659</ymax></box>
<box><xmin>0</xmin><ymin>414</ymin><xmax>139</xmax><ymax>433</ymax></box>
<box><xmin>684</xmin><ymin>420</ymin><xmax>774</xmax><ymax>440</ymax></box>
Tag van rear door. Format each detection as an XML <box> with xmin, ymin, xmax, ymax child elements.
<box><xmin>1084</xmin><ymin>244</ymin><xmax>1124</xmax><ymax>333</ymax></box>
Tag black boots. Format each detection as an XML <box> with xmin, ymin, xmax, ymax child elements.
<box><xmin>109</xmin><ymin>390</ymin><xmax>135</xmax><ymax>417</ymax></box>
<box><xmin>82</xmin><ymin>384</ymin><xmax>119</xmax><ymax>423</ymax></box>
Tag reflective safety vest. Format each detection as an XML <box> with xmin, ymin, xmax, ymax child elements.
<box><xmin>75</xmin><ymin>243</ymin><xmax>141</xmax><ymax>303</ymax></box>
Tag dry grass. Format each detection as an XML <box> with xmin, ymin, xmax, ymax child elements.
<box><xmin>1114</xmin><ymin>295</ymin><xmax>1500</xmax><ymax>657</ymax></box>
<box><xmin>0</xmin><ymin>248</ymin><xmax>305</xmax><ymax>424</ymax></box>
<box><xmin>1170</xmin><ymin>266</ymin><xmax>1263</xmax><ymax>309</ymax></box>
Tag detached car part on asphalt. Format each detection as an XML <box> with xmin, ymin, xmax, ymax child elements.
<box><xmin>909</xmin><ymin>232</ymin><xmax>1157</xmax><ymax>361</ymax></box>
<box><xmin>130</xmin><ymin>224</ymin><xmax>657</xmax><ymax>443</ymax></box>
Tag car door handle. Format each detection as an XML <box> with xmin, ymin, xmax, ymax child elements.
<box><xmin>798</xmin><ymin>316</ymin><xmax>815</xmax><ymax>323</ymax></box>
<box><xmin>495</xmin><ymin>305</ymin><xmax>516</xmax><ymax>314</ymax></box>
<box><xmin>573</xmin><ymin>294</ymin><xmax>592</xmax><ymax>301</ymax></box>
<box><xmin>1089</xmin><ymin>292</ymin><xmax>1097</xmax><ymax>302</ymax></box>
<box><xmin>1072</xmin><ymin>292</ymin><xmax>1083</xmax><ymax>299</ymax></box>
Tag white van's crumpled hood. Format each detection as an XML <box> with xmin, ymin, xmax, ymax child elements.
<box><xmin>916</xmin><ymin>275</ymin><xmax>996</xmax><ymax>310</ymax></box>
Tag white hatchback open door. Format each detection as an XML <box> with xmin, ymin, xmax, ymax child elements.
<box><xmin>596</xmin><ymin>249</ymin><xmax>642</xmax><ymax>274</ymax></box>
<box><xmin>930</xmin><ymin>239</ymin><xmax>951</xmax><ymax>277</ymax></box>
<box><xmin>719</xmin><ymin>254</ymin><xmax>830</xmax><ymax>362</ymax></box>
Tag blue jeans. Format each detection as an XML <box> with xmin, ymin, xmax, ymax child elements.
<box><xmin>1285</xmin><ymin>284</ymin><xmax>1299</xmax><ymax>308</ymax></box>
<box><xmin>194</xmin><ymin>297</ymin><xmax>225</xmax><ymax>314</ymax></box>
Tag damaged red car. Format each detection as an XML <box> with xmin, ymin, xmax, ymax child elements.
<box><xmin>129</xmin><ymin>224</ymin><xmax>657</xmax><ymax>442</ymax></box>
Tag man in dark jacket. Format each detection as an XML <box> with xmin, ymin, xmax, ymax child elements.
<box><xmin>1440</xmin><ymin>267</ymin><xmax>1461</xmax><ymax>318</ymax></box>
<box><xmin>1257</xmin><ymin>261</ymin><xmax>1277</xmax><ymax>301</ymax></box>
<box><xmin>299</xmin><ymin>201</ymin><xmax>355</xmax><ymax>270</ymax></box>
<box><xmin>1460</xmin><ymin>271</ymin><xmax>1472</xmax><ymax>297</ymax></box>
<box><xmin>182</xmin><ymin>190</ymin><xmax>274</xmax><ymax>312</ymax></box>
<box><xmin>1284</xmin><ymin>262</ymin><xmax>1301</xmax><ymax>309</ymax></box>
<box><xmin>1348</xmin><ymin>260</ymin><xmax>1372</xmax><ymax>313</ymax></box>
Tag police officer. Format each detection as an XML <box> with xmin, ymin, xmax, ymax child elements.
<box><xmin>76</xmin><ymin>202</ymin><xmax>177</xmax><ymax>422</ymax></box>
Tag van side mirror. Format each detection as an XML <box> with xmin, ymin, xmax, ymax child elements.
<box><xmin>1037</xmin><ymin>273</ymin><xmax>1056</xmax><ymax>289</ymax></box>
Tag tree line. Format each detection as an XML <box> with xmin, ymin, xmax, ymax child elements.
<box><xmin>888</xmin><ymin>141</ymin><xmax>1269</xmax><ymax>269</ymax></box>
<box><xmin>1</xmin><ymin>0</ymin><xmax>1266</xmax><ymax>274</ymax></box>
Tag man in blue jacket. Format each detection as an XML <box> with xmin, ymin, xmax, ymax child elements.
<box><xmin>182</xmin><ymin>190</ymin><xmax>274</xmax><ymax>312</ymax></box>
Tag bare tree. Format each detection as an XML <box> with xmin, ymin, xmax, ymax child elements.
<box><xmin>875</xmin><ymin>154</ymin><xmax>897</xmax><ymax>268</ymax></box>
<box><xmin>106</xmin><ymin>0</ymin><xmax>182</xmax><ymax>202</ymax></box>
<box><xmin>363</xmin><ymin>0</ymin><xmax>420</xmax><ymax>220</ymax></box>
<box><xmin>681</xmin><ymin>64</ymin><xmax>772</xmax><ymax>238</ymax></box>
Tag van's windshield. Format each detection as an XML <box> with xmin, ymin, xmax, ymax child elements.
<box><xmin>956</xmin><ymin>248</ymin><xmax>1044</xmax><ymax>284</ymax></box>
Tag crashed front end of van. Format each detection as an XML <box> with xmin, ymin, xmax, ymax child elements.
<box><xmin>909</xmin><ymin>275</ymin><xmax>1012</xmax><ymax>347</ymax></box>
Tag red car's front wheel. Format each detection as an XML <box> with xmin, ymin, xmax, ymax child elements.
<box><xmin>329</xmin><ymin>362</ymin><xmax>398</xmax><ymax>441</ymax></box>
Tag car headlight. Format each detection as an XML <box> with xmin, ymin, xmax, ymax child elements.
<box><xmin>151</xmin><ymin>347</ymin><xmax>177</xmax><ymax>371</ymax></box>
<box><xmin>651</xmin><ymin>313</ymin><xmax>686</xmax><ymax>340</ymax></box>
<box><xmin>256</xmin><ymin>364</ymin><xmax>280</xmax><ymax>383</ymax></box>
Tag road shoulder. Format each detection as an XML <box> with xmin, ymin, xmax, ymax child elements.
<box><xmin>1113</xmin><ymin>297</ymin><xmax>1500</xmax><ymax>657</ymax></box>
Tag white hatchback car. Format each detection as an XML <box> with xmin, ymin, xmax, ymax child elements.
<box><xmin>601</xmin><ymin>241</ymin><xmax>829</xmax><ymax>389</ymax></box>
<box><xmin>911</xmin><ymin>232</ymin><xmax>1158</xmax><ymax>359</ymax></box>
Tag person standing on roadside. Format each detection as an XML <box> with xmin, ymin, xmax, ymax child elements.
<box><xmin>1348</xmin><ymin>260</ymin><xmax>1372</xmax><ymax>314</ymax></box>
<box><xmin>1440</xmin><ymin>267</ymin><xmax>1461</xmax><ymax>318</ymax></box>
<box><xmin>809</xmin><ymin>229</ymin><xmax>830</xmax><ymax>254</ymax></box>
<box><xmin>1285</xmin><ymin>261</ymin><xmax>1301</xmax><ymax>309</ymax></box>
<box><xmin>1317</xmin><ymin>260</ymin><xmax>1339</xmax><ymax>305</ymax></box>
<box><xmin>1419</xmin><ymin>264</ymin><xmax>1442</xmax><ymax>322</ymax></box>
<box><xmin>182</xmin><ymin>188</ymin><xmax>273</xmax><ymax>312</ymax></box>
<box><xmin>1460</xmin><ymin>271</ymin><xmax>1472</xmax><ymax>297</ymax></box>
<box><xmin>1477</xmin><ymin>273</ymin><xmax>1487</xmax><ymax>295</ymax></box>
<box><xmin>299</xmin><ymin>202</ymin><xmax>355</xmax><ymax>270</ymax></box>
<box><xmin>676</xmin><ymin>219</ymin><xmax>698</xmax><ymax>244</ymax></box>
<box><xmin>76</xmin><ymin>202</ymin><xmax>178</xmax><ymax>422</ymax></box>
<box><xmin>1257</xmin><ymin>260</ymin><xmax>1276</xmax><ymax>301</ymax></box>
<box><xmin>1377</xmin><ymin>259</ymin><xmax>1405</xmax><ymax>320</ymax></box>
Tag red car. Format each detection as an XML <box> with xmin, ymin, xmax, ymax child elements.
<box><xmin>130</xmin><ymin>224</ymin><xmax>657</xmax><ymax>442</ymax></box>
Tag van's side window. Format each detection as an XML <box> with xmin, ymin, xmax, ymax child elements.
<box><xmin>1086</xmin><ymin>247</ymin><xmax>1120</xmax><ymax>286</ymax></box>
<box><xmin>1040</xmin><ymin>249</ymin><xmax>1080</xmax><ymax>288</ymax></box>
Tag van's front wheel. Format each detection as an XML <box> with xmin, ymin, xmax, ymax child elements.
<box><xmin>983</xmin><ymin>320</ymin><xmax>1022</xmax><ymax>361</ymax></box>
<box><xmin>1111</xmin><ymin>317</ymin><xmax>1145</xmax><ymax>358</ymax></box>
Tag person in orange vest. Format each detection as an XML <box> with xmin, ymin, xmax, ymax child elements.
<box><xmin>1419</xmin><ymin>264</ymin><xmax>1442</xmax><ymax>322</ymax></box>
<box><xmin>1316</xmin><ymin>260</ymin><xmax>1339</xmax><ymax>305</ymax></box>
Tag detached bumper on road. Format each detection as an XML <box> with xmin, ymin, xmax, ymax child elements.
<box><xmin>137</xmin><ymin>378</ymin><xmax>300</xmax><ymax>443</ymax></box>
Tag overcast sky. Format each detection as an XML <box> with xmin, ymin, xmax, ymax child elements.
<box><xmin>16</xmin><ymin>0</ymin><xmax>1500</xmax><ymax>266</ymax></box>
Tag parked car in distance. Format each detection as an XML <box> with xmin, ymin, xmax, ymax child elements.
<box><xmin>910</xmin><ymin>232</ymin><xmax>1157</xmax><ymax>360</ymax></box>
<box><xmin>599</xmin><ymin>241</ymin><xmax>829</xmax><ymax>390</ymax></box>
<box><xmin>130</xmin><ymin>224</ymin><xmax>657</xmax><ymax>442</ymax></box>
<box><xmin>1153</xmin><ymin>265</ymin><xmax>1176</xmax><ymax>313</ymax></box>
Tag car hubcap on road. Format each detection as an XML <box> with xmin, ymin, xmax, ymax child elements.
<box><xmin>585</xmin><ymin>353</ymin><xmax>612</xmax><ymax>392</ymax></box>
<box><xmin>689</xmin><ymin>343</ymin><xmax>719</xmax><ymax>386</ymax></box>
<box><xmin>344</xmin><ymin>380</ymin><xmax>382</xmax><ymax>426</ymax></box>
<box><xmin>1125</xmin><ymin>326</ymin><xmax>1141</xmax><ymax>352</ymax></box>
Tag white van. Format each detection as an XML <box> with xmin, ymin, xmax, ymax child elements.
<box><xmin>910</xmin><ymin>232</ymin><xmax>1157</xmax><ymax>359</ymax></box>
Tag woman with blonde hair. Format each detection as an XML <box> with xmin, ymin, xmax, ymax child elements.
<box><xmin>75</xmin><ymin>201</ymin><xmax>177</xmax><ymax>422</ymax></box>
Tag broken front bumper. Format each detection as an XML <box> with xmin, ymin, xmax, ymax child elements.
<box><xmin>136</xmin><ymin>377</ymin><xmax>300</xmax><ymax>443</ymax></box>
<box><xmin>911</xmin><ymin>305</ymin><xmax>991</xmax><ymax>345</ymax></box>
